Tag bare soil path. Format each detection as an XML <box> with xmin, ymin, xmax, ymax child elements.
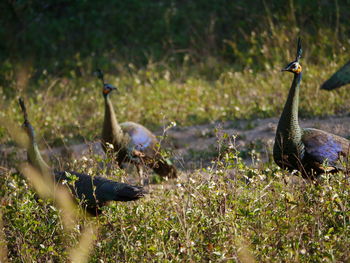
<box><xmin>2</xmin><ymin>115</ymin><xmax>349</xmax><ymax>173</ymax></box>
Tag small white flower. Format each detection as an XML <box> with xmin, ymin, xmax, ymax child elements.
<box><xmin>106</xmin><ymin>142</ymin><xmax>114</xmax><ymax>149</ymax></box>
<box><xmin>300</xmin><ymin>249</ymin><xmax>306</xmax><ymax>255</ymax></box>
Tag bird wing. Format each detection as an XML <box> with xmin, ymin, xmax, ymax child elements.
<box><xmin>54</xmin><ymin>171</ymin><xmax>97</xmax><ymax>205</ymax></box>
<box><xmin>120</xmin><ymin>122</ymin><xmax>158</xmax><ymax>156</ymax></box>
<box><xmin>321</xmin><ymin>61</ymin><xmax>350</xmax><ymax>90</ymax></box>
<box><xmin>302</xmin><ymin>128</ymin><xmax>350</xmax><ymax>169</ymax></box>
<box><xmin>120</xmin><ymin>122</ymin><xmax>177</xmax><ymax>177</ymax></box>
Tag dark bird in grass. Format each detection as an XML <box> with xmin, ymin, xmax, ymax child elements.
<box><xmin>321</xmin><ymin>61</ymin><xmax>350</xmax><ymax>90</ymax></box>
<box><xmin>273</xmin><ymin>38</ymin><xmax>350</xmax><ymax>177</ymax></box>
<box><xmin>19</xmin><ymin>98</ymin><xmax>145</xmax><ymax>215</ymax></box>
<box><xmin>96</xmin><ymin>69</ymin><xmax>177</xmax><ymax>182</ymax></box>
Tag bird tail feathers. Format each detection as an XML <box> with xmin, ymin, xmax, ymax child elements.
<box><xmin>152</xmin><ymin>158</ymin><xmax>177</xmax><ymax>178</ymax></box>
<box><xmin>115</xmin><ymin>184</ymin><xmax>146</xmax><ymax>201</ymax></box>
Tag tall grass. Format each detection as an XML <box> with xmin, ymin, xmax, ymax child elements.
<box><xmin>1</xmin><ymin>138</ymin><xmax>349</xmax><ymax>262</ymax></box>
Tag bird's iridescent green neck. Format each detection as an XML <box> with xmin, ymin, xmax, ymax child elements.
<box><xmin>277</xmin><ymin>73</ymin><xmax>302</xmax><ymax>131</ymax></box>
<box><xmin>276</xmin><ymin>72</ymin><xmax>302</xmax><ymax>139</ymax></box>
<box><xmin>24</xmin><ymin>121</ymin><xmax>36</xmax><ymax>141</ymax></box>
<box><xmin>102</xmin><ymin>92</ymin><xmax>110</xmax><ymax>98</ymax></box>
<box><xmin>24</xmin><ymin>123</ymin><xmax>51</xmax><ymax>174</ymax></box>
<box><xmin>103</xmin><ymin>94</ymin><xmax>124</xmax><ymax>143</ymax></box>
<box><xmin>104</xmin><ymin>94</ymin><xmax>119</xmax><ymax>125</ymax></box>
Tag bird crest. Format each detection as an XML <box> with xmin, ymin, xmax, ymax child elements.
<box><xmin>295</xmin><ymin>37</ymin><xmax>302</xmax><ymax>62</ymax></box>
<box><xmin>103</xmin><ymin>84</ymin><xmax>117</xmax><ymax>95</ymax></box>
<box><xmin>96</xmin><ymin>69</ymin><xmax>105</xmax><ymax>84</ymax></box>
<box><xmin>281</xmin><ymin>38</ymin><xmax>303</xmax><ymax>74</ymax></box>
<box><xmin>96</xmin><ymin>69</ymin><xmax>117</xmax><ymax>95</ymax></box>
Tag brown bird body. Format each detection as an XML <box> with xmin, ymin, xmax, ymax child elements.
<box><xmin>98</xmin><ymin>70</ymin><xmax>177</xmax><ymax>179</ymax></box>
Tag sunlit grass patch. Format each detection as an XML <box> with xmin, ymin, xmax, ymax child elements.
<box><xmin>1</xmin><ymin>146</ymin><xmax>350</xmax><ymax>262</ymax></box>
<box><xmin>1</xmin><ymin>60</ymin><xmax>349</xmax><ymax>147</ymax></box>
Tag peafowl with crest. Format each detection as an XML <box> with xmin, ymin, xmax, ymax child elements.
<box><xmin>19</xmin><ymin>98</ymin><xmax>144</xmax><ymax>215</ymax></box>
<box><xmin>321</xmin><ymin>61</ymin><xmax>350</xmax><ymax>90</ymax></box>
<box><xmin>96</xmin><ymin>69</ymin><xmax>177</xmax><ymax>181</ymax></box>
<box><xmin>273</xmin><ymin>38</ymin><xmax>350</xmax><ymax>177</ymax></box>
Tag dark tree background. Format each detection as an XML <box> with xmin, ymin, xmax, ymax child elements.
<box><xmin>1</xmin><ymin>0</ymin><xmax>349</xmax><ymax>81</ymax></box>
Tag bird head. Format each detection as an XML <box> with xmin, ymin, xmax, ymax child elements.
<box><xmin>281</xmin><ymin>37</ymin><xmax>303</xmax><ymax>75</ymax></box>
<box><xmin>102</xmin><ymin>83</ymin><xmax>117</xmax><ymax>96</ymax></box>
<box><xmin>96</xmin><ymin>69</ymin><xmax>118</xmax><ymax>97</ymax></box>
<box><xmin>281</xmin><ymin>61</ymin><xmax>302</xmax><ymax>74</ymax></box>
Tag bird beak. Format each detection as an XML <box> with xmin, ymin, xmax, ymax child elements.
<box><xmin>111</xmin><ymin>86</ymin><xmax>118</xmax><ymax>92</ymax></box>
<box><xmin>281</xmin><ymin>66</ymin><xmax>289</xmax><ymax>72</ymax></box>
<box><xmin>104</xmin><ymin>84</ymin><xmax>118</xmax><ymax>91</ymax></box>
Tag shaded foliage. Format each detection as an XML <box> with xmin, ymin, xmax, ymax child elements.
<box><xmin>1</xmin><ymin>0</ymin><xmax>350</xmax><ymax>77</ymax></box>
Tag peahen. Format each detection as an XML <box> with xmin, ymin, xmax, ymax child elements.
<box><xmin>273</xmin><ymin>38</ymin><xmax>350</xmax><ymax>177</ymax></box>
<box><xmin>97</xmin><ymin>69</ymin><xmax>177</xmax><ymax>181</ymax></box>
<box><xmin>19</xmin><ymin>98</ymin><xmax>144</xmax><ymax>215</ymax></box>
<box><xmin>321</xmin><ymin>61</ymin><xmax>350</xmax><ymax>90</ymax></box>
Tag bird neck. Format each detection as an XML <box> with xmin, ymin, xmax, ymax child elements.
<box><xmin>103</xmin><ymin>95</ymin><xmax>124</xmax><ymax>142</ymax></box>
<box><xmin>276</xmin><ymin>72</ymin><xmax>303</xmax><ymax>144</ymax></box>
<box><xmin>27</xmin><ymin>135</ymin><xmax>51</xmax><ymax>175</ymax></box>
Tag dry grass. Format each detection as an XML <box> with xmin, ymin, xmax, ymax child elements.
<box><xmin>0</xmin><ymin>37</ymin><xmax>349</xmax><ymax>262</ymax></box>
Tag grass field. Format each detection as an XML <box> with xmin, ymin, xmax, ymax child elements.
<box><xmin>1</xmin><ymin>1</ymin><xmax>350</xmax><ymax>261</ymax></box>
<box><xmin>1</xmin><ymin>57</ymin><xmax>349</xmax><ymax>146</ymax></box>
<box><xmin>1</xmin><ymin>57</ymin><xmax>350</xmax><ymax>262</ymax></box>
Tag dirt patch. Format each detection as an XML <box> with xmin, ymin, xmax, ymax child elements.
<box><xmin>167</xmin><ymin>115</ymin><xmax>350</xmax><ymax>168</ymax></box>
<box><xmin>2</xmin><ymin>115</ymin><xmax>349</xmax><ymax>173</ymax></box>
